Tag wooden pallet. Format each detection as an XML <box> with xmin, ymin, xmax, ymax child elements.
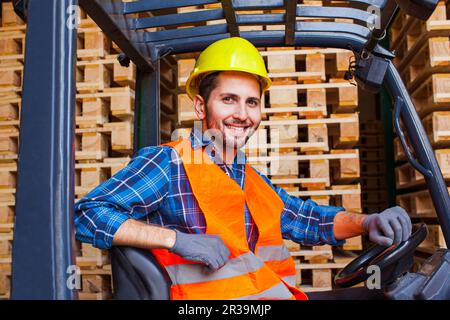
<box><xmin>77</xmin><ymin>25</ymin><xmax>114</xmax><ymax>60</ymax></box>
<box><xmin>75</xmin><ymin>118</ymin><xmax>134</xmax><ymax>160</ymax></box>
<box><xmin>1</xmin><ymin>2</ymin><xmax>25</xmax><ymax>27</ymax></box>
<box><xmin>0</xmin><ymin>232</ymin><xmax>12</xmax><ymax>258</ymax></box>
<box><xmin>0</xmin><ymin>61</ymin><xmax>22</xmax><ymax>89</ymax></box>
<box><xmin>0</xmin><ymin>28</ymin><xmax>25</xmax><ymax>60</ymax></box>
<box><xmin>360</xmin><ymin>121</ymin><xmax>384</xmax><ymax>134</ymax></box>
<box><xmin>417</xmin><ymin>224</ymin><xmax>447</xmax><ymax>254</ymax></box>
<box><xmin>395</xmin><ymin>148</ymin><xmax>450</xmax><ymax>189</ymax></box>
<box><xmin>0</xmin><ymin>270</ymin><xmax>10</xmax><ymax>299</ymax></box>
<box><xmin>76</xmin><ymin>242</ymin><xmax>110</xmax><ymax>270</ymax></box>
<box><xmin>411</xmin><ymin>73</ymin><xmax>450</xmax><ymax>117</ymax></box>
<box><xmin>77</xmin><ymin>263</ymin><xmax>113</xmax><ymax>300</ymax></box>
<box><xmin>292</xmin><ymin>247</ymin><xmax>359</xmax><ymax>292</ymax></box>
<box><xmin>78</xmin><ymin>290</ymin><xmax>112</xmax><ymax>300</ymax></box>
<box><xmin>397</xmin><ymin>187</ymin><xmax>450</xmax><ymax>218</ymax></box>
<box><xmin>260</xmin><ymin>48</ymin><xmax>356</xmax><ymax>84</ymax></box>
<box><xmin>177</xmin><ymin>58</ymin><xmax>196</xmax><ymax>90</ymax></box>
<box><xmin>75</xmin><ymin>157</ymin><xmax>130</xmax><ymax>198</ymax></box>
<box><xmin>0</xmin><ymin>93</ymin><xmax>20</xmax><ymax>121</ymax></box>
<box><xmin>0</xmin><ymin>250</ymin><xmax>11</xmax><ymax>298</ymax></box>
<box><xmin>399</xmin><ymin>37</ymin><xmax>450</xmax><ymax>93</ymax></box>
<box><xmin>79</xmin><ymin>274</ymin><xmax>112</xmax><ymax>298</ymax></box>
<box><xmin>288</xmin><ymin>242</ymin><xmax>335</xmax><ymax>292</ymax></box>
<box><xmin>76</xmin><ymin>86</ymin><xmax>135</xmax><ymax>120</ymax></box>
<box><xmin>0</xmin><ymin>5</ymin><xmax>176</xmax><ymax>301</ymax></box>
<box><xmin>422</xmin><ymin>111</ymin><xmax>450</xmax><ymax>147</ymax></box>
<box><xmin>0</xmin><ymin>122</ymin><xmax>18</xmax><ymax>160</ymax></box>
<box><xmin>267</xmin><ymin>80</ymin><xmax>357</xmax><ymax>113</ymax></box>
<box><xmin>391</xmin><ymin>1</ymin><xmax>450</xmax><ymax>73</ymax></box>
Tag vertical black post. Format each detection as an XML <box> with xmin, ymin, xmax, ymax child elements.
<box><xmin>386</xmin><ymin>62</ymin><xmax>450</xmax><ymax>247</ymax></box>
<box><xmin>134</xmin><ymin>60</ymin><xmax>161</xmax><ymax>151</ymax></box>
<box><xmin>11</xmin><ymin>0</ymin><xmax>78</xmax><ymax>299</ymax></box>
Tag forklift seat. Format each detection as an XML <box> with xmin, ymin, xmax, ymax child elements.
<box><xmin>110</xmin><ymin>246</ymin><xmax>171</xmax><ymax>300</ymax></box>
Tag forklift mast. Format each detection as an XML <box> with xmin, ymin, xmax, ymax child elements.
<box><xmin>9</xmin><ymin>0</ymin><xmax>450</xmax><ymax>299</ymax></box>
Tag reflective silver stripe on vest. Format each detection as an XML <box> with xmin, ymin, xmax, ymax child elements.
<box><xmin>233</xmin><ymin>282</ymin><xmax>294</xmax><ymax>300</ymax></box>
<box><xmin>256</xmin><ymin>245</ymin><xmax>291</xmax><ymax>261</ymax></box>
<box><xmin>282</xmin><ymin>275</ymin><xmax>296</xmax><ymax>287</ymax></box>
<box><xmin>165</xmin><ymin>251</ymin><xmax>264</xmax><ymax>285</ymax></box>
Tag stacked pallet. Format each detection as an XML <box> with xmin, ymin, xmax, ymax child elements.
<box><xmin>391</xmin><ymin>0</ymin><xmax>449</xmax><ymax>257</ymax></box>
<box><xmin>0</xmin><ymin>3</ymin><xmax>178</xmax><ymax>299</ymax></box>
<box><xmin>0</xmin><ymin>1</ymin><xmax>25</xmax><ymax>300</ymax></box>
<box><xmin>360</xmin><ymin>120</ymin><xmax>389</xmax><ymax>214</ymax></box>
<box><xmin>261</xmin><ymin>47</ymin><xmax>363</xmax><ymax>292</ymax></box>
<box><xmin>74</xmin><ymin>10</ymin><xmax>135</xmax><ymax>301</ymax></box>
<box><xmin>284</xmin><ymin>239</ymin><xmax>362</xmax><ymax>292</ymax></box>
<box><xmin>74</xmin><ymin>9</ymin><xmax>177</xmax><ymax>300</ymax></box>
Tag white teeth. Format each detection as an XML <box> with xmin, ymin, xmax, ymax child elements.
<box><xmin>226</xmin><ymin>125</ymin><xmax>246</xmax><ymax>134</ymax></box>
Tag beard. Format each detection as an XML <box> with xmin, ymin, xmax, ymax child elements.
<box><xmin>205</xmin><ymin>114</ymin><xmax>256</xmax><ymax>151</ymax></box>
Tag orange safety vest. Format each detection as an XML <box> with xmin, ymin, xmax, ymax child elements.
<box><xmin>151</xmin><ymin>139</ymin><xmax>308</xmax><ymax>300</ymax></box>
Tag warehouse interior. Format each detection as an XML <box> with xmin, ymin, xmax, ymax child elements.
<box><xmin>0</xmin><ymin>0</ymin><xmax>448</xmax><ymax>299</ymax></box>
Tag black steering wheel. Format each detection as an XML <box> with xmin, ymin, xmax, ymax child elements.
<box><xmin>334</xmin><ymin>223</ymin><xmax>428</xmax><ymax>288</ymax></box>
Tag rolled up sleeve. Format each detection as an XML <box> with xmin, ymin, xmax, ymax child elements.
<box><xmin>74</xmin><ymin>146</ymin><xmax>171</xmax><ymax>249</ymax></box>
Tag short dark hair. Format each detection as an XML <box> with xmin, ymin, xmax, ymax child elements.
<box><xmin>198</xmin><ymin>72</ymin><xmax>220</xmax><ymax>105</ymax></box>
<box><xmin>198</xmin><ymin>71</ymin><xmax>262</xmax><ymax>105</ymax></box>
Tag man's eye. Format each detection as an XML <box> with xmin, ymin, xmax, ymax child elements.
<box><xmin>223</xmin><ymin>97</ymin><xmax>234</xmax><ymax>103</ymax></box>
<box><xmin>248</xmin><ymin>99</ymin><xmax>258</xmax><ymax>106</ymax></box>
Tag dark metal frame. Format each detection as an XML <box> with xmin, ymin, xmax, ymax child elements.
<box><xmin>11</xmin><ymin>0</ymin><xmax>450</xmax><ymax>299</ymax></box>
<box><xmin>11</xmin><ymin>0</ymin><xmax>78</xmax><ymax>299</ymax></box>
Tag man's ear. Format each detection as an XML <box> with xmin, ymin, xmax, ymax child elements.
<box><xmin>193</xmin><ymin>95</ymin><xmax>206</xmax><ymax>120</ymax></box>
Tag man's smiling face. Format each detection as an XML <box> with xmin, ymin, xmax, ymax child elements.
<box><xmin>193</xmin><ymin>71</ymin><xmax>262</xmax><ymax>150</ymax></box>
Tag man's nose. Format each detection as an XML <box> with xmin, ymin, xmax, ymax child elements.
<box><xmin>233</xmin><ymin>103</ymin><xmax>249</xmax><ymax>121</ymax></box>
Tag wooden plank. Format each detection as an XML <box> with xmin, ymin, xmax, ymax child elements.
<box><xmin>248</xmin><ymin>149</ymin><xmax>358</xmax><ymax>163</ymax></box>
<box><xmin>76</xmin><ymin>63</ymin><xmax>112</xmax><ymax>93</ymax></box>
<box><xmin>394</xmin><ymin>1</ymin><xmax>450</xmax><ymax>72</ymax></box>
<box><xmin>332</xmin><ymin>185</ymin><xmax>363</xmax><ymax>214</ymax></box>
<box><xmin>177</xmin><ymin>59</ymin><xmax>196</xmax><ymax>88</ymax></box>
<box><xmin>113</xmin><ymin>61</ymin><xmax>136</xmax><ymax>88</ymax></box>
<box><xmin>1</xmin><ymin>2</ymin><xmax>25</xmax><ymax>27</ymax></box>
<box><xmin>260</xmin><ymin>113</ymin><xmax>358</xmax><ymax>127</ymax></box>
<box><xmin>177</xmin><ymin>93</ymin><xmax>196</xmax><ymax>124</ymax></box>
<box><xmin>397</xmin><ymin>187</ymin><xmax>450</xmax><ymax>218</ymax></box>
<box><xmin>395</xmin><ymin>149</ymin><xmax>450</xmax><ymax>188</ymax></box>
<box><xmin>269</xmin><ymin>79</ymin><xmax>298</xmax><ymax>107</ymax></box>
<box><xmin>288</xmin><ymin>184</ymin><xmax>361</xmax><ymax>197</ymax></box>
<box><xmin>417</xmin><ymin>224</ymin><xmax>447</xmax><ymax>253</ymax></box>
<box><xmin>331</xmin><ymin>149</ymin><xmax>360</xmax><ymax>183</ymax></box>
<box><xmin>329</xmin><ymin>113</ymin><xmax>359</xmax><ymax>149</ymax></box>
<box><xmin>77</xmin><ymin>30</ymin><xmax>112</xmax><ymax>60</ymax></box>
<box><xmin>401</xmin><ymin>37</ymin><xmax>450</xmax><ymax>92</ymax></box>
<box><xmin>422</xmin><ymin>111</ymin><xmax>450</xmax><ymax>147</ymax></box>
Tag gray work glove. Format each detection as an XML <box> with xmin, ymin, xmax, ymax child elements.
<box><xmin>363</xmin><ymin>206</ymin><xmax>412</xmax><ymax>247</ymax></box>
<box><xmin>169</xmin><ymin>229</ymin><xmax>231</xmax><ymax>271</ymax></box>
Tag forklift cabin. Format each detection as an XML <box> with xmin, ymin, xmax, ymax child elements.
<box><xmin>8</xmin><ymin>0</ymin><xmax>450</xmax><ymax>300</ymax></box>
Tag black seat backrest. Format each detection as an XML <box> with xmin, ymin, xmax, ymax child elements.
<box><xmin>110</xmin><ymin>246</ymin><xmax>171</xmax><ymax>300</ymax></box>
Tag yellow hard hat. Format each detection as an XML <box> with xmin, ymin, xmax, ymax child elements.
<box><xmin>185</xmin><ymin>37</ymin><xmax>271</xmax><ymax>100</ymax></box>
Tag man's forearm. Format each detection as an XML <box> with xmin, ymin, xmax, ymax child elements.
<box><xmin>112</xmin><ymin>219</ymin><xmax>176</xmax><ymax>250</ymax></box>
<box><xmin>333</xmin><ymin>211</ymin><xmax>367</xmax><ymax>240</ymax></box>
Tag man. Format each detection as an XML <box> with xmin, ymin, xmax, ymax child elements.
<box><xmin>74</xmin><ymin>37</ymin><xmax>412</xmax><ymax>300</ymax></box>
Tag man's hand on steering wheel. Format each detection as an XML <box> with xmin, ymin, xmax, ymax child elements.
<box><xmin>363</xmin><ymin>206</ymin><xmax>412</xmax><ymax>247</ymax></box>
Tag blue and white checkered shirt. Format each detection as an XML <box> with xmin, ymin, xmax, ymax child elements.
<box><xmin>74</xmin><ymin>128</ymin><xmax>345</xmax><ymax>251</ymax></box>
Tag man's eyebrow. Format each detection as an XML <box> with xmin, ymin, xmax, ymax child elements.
<box><xmin>219</xmin><ymin>93</ymin><xmax>239</xmax><ymax>98</ymax></box>
<box><xmin>247</xmin><ymin>96</ymin><xmax>261</xmax><ymax>102</ymax></box>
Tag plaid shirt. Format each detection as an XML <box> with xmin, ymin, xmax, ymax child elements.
<box><xmin>74</xmin><ymin>128</ymin><xmax>345</xmax><ymax>251</ymax></box>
